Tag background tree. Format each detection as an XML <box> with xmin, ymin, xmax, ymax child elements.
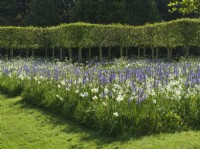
<box><xmin>0</xmin><ymin>0</ymin><xmax>28</xmax><ymax>26</ymax></box>
<box><xmin>26</xmin><ymin>0</ymin><xmax>70</xmax><ymax>27</ymax></box>
<box><xmin>70</xmin><ymin>0</ymin><xmax>127</xmax><ymax>24</ymax></box>
<box><xmin>126</xmin><ymin>0</ymin><xmax>161</xmax><ymax>25</ymax></box>
<box><xmin>70</xmin><ymin>0</ymin><xmax>161</xmax><ymax>25</ymax></box>
<box><xmin>1</xmin><ymin>0</ymin><xmax>199</xmax><ymax>27</ymax></box>
<box><xmin>168</xmin><ymin>0</ymin><xmax>200</xmax><ymax>14</ymax></box>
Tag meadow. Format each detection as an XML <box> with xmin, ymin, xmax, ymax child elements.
<box><xmin>0</xmin><ymin>57</ymin><xmax>200</xmax><ymax>137</ymax></box>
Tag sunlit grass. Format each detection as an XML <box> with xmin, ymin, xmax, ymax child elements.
<box><xmin>1</xmin><ymin>94</ymin><xmax>200</xmax><ymax>149</ymax></box>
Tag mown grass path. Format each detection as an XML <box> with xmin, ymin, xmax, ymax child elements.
<box><xmin>1</xmin><ymin>94</ymin><xmax>200</xmax><ymax>149</ymax></box>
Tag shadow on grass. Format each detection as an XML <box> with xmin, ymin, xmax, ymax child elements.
<box><xmin>11</xmin><ymin>98</ymin><xmax>134</xmax><ymax>147</ymax></box>
<box><xmin>0</xmin><ymin>91</ymin><xmax>21</xmax><ymax>99</ymax></box>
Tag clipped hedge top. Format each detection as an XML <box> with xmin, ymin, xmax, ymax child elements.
<box><xmin>0</xmin><ymin>18</ymin><xmax>200</xmax><ymax>49</ymax></box>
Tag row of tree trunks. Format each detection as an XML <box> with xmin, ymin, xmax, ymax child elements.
<box><xmin>4</xmin><ymin>47</ymin><xmax>190</xmax><ymax>62</ymax></box>
<box><xmin>4</xmin><ymin>47</ymin><xmax>158</xmax><ymax>61</ymax></box>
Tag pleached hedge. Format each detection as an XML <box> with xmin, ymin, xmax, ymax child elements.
<box><xmin>0</xmin><ymin>18</ymin><xmax>200</xmax><ymax>54</ymax></box>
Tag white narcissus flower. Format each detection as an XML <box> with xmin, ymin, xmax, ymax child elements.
<box><xmin>91</xmin><ymin>88</ymin><xmax>99</xmax><ymax>93</ymax></box>
<box><xmin>104</xmin><ymin>87</ymin><xmax>109</xmax><ymax>94</ymax></box>
<box><xmin>175</xmin><ymin>90</ymin><xmax>181</xmax><ymax>96</ymax></box>
<box><xmin>113</xmin><ymin>112</ymin><xmax>119</xmax><ymax>117</ymax></box>
<box><xmin>61</xmin><ymin>80</ymin><xmax>65</xmax><ymax>85</ymax></box>
<box><xmin>75</xmin><ymin>90</ymin><xmax>79</xmax><ymax>93</ymax></box>
<box><xmin>102</xmin><ymin>102</ymin><xmax>107</xmax><ymax>106</ymax></box>
<box><xmin>92</xmin><ymin>96</ymin><xmax>98</xmax><ymax>100</ymax></box>
<box><xmin>80</xmin><ymin>92</ymin><xmax>88</xmax><ymax>97</ymax></box>
<box><xmin>116</xmin><ymin>95</ymin><xmax>124</xmax><ymax>102</ymax></box>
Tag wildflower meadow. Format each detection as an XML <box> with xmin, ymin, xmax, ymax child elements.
<box><xmin>0</xmin><ymin>57</ymin><xmax>199</xmax><ymax>137</ymax></box>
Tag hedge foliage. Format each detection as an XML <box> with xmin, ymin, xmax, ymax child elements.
<box><xmin>0</xmin><ymin>18</ymin><xmax>200</xmax><ymax>50</ymax></box>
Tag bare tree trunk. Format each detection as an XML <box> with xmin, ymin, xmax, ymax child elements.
<box><xmin>99</xmin><ymin>47</ymin><xmax>102</xmax><ymax>61</ymax></box>
<box><xmin>31</xmin><ymin>49</ymin><xmax>34</xmax><ymax>58</ymax></box>
<box><xmin>6</xmin><ymin>49</ymin><xmax>8</xmax><ymax>56</ymax></box>
<box><xmin>143</xmin><ymin>47</ymin><xmax>146</xmax><ymax>58</ymax></box>
<box><xmin>108</xmin><ymin>47</ymin><xmax>111</xmax><ymax>59</ymax></box>
<box><xmin>63</xmin><ymin>49</ymin><xmax>66</xmax><ymax>60</ymax></box>
<box><xmin>170</xmin><ymin>48</ymin><xmax>173</xmax><ymax>61</ymax></box>
<box><xmin>156</xmin><ymin>48</ymin><xmax>159</xmax><ymax>60</ymax></box>
<box><xmin>45</xmin><ymin>48</ymin><xmax>48</xmax><ymax>58</ymax></box>
<box><xmin>52</xmin><ymin>48</ymin><xmax>55</xmax><ymax>59</ymax></box>
<box><xmin>10</xmin><ymin>49</ymin><xmax>13</xmax><ymax>60</ymax></box>
<box><xmin>138</xmin><ymin>47</ymin><xmax>141</xmax><ymax>59</ymax></box>
<box><xmin>78</xmin><ymin>48</ymin><xmax>82</xmax><ymax>63</ymax></box>
<box><xmin>26</xmin><ymin>50</ymin><xmax>29</xmax><ymax>59</ymax></box>
<box><xmin>120</xmin><ymin>47</ymin><xmax>123</xmax><ymax>57</ymax></box>
<box><xmin>68</xmin><ymin>48</ymin><xmax>72</xmax><ymax>60</ymax></box>
<box><xmin>151</xmin><ymin>47</ymin><xmax>154</xmax><ymax>59</ymax></box>
<box><xmin>185</xmin><ymin>46</ymin><xmax>190</xmax><ymax>58</ymax></box>
<box><xmin>89</xmin><ymin>48</ymin><xmax>91</xmax><ymax>61</ymax></box>
<box><xmin>60</xmin><ymin>48</ymin><xmax>63</xmax><ymax>61</ymax></box>
<box><xmin>125</xmin><ymin>47</ymin><xmax>128</xmax><ymax>57</ymax></box>
<box><xmin>167</xmin><ymin>48</ymin><xmax>172</xmax><ymax>62</ymax></box>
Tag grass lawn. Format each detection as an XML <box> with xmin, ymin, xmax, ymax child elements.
<box><xmin>1</xmin><ymin>94</ymin><xmax>200</xmax><ymax>149</ymax></box>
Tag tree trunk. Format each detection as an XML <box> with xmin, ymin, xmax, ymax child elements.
<box><xmin>143</xmin><ymin>47</ymin><xmax>146</xmax><ymax>58</ymax></box>
<box><xmin>68</xmin><ymin>48</ymin><xmax>72</xmax><ymax>60</ymax></box>
<box><xmin>167</xmin><ymin>48</ymin><xmax>172</xmax><ymax>62</ymax></box>
<box><xmin>45</xmin><ymin>48</ymin><xmax>48</xmax><ymax>58</ymax></box>
<box><xmin>125</xmin><ymin>47</ymin><xmax>128</xmax><ymax>57</ymax></box>
<box><xmin>99</xmin><ymin>47</ymin><xmax>102</xmax><ymax>61</ymax></box>
<box><xmin>52</xmin><ymin>48</ymin><xmax>55</xmax><ymax>59</ymax></box>
<box><xmin>120</xmin><ymin>47</ymin><xmax>123</xmax><ymax>57</ymax></box>
<box><xmin>10</xmin><ymin>49</ymin><xmax>13</xmax><ymax>60</ymax></box>
<box><xmin>156</xmin><ymin>48</ymin><xmax>159</xmax><ymax>60</ymax></box>
<box><xmin>26</xmin><ymin>50</ymin><xmax>29</xmax><ymax>59</ymax></box>
<box><xmin>138</xmin><ymin>47</ymin><xmax>141</xmax><ymax>59</ymax></box>
<box><xmin>89</xmin><ymin>48</ymin><xmax>91</xmax><ymax>61</ymax></box>
<box><xmin>6</xmin><ymin>49</ymin><xmax>8</xmax><ymax>56</ymax></box>
<box><xmin>151</xmin><ymin>47</ymin><xmax>154</xmax><ymax>59</ymax></box>
<box><xmin>108</xmin><ymin>47</ymin><xmax>111</xmax><ymax>59</ymax></box>
<box><xmin>78</xmin><ymin>48</ymin><xmax>82</xmax><ymax>63</ymax></box>
<box><xmin>32</xmin><ymin>49</ymin><xmax>35</xmax><ymax>57</ymax></box>
<box><xmin>60</xmin><ymin>48</ymin><xmax>63</xmax><ymax>61</ymax></box>
<box><xmin>185</xmin><ymin>46</ymin><xmax>190</xmax><ymax>58</ymax></box>
<box><xmin>170</xmin><ymin>48</ymin><xmax>173</xmax><ymax>61</ymax></box>
<box><xmin>63</xmin><ymin>49</ymin><xmax>66</xmax><ymax>59</ymax></box>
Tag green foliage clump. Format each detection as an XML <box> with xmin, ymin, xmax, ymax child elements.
<box><xmin>0</xmin><ymin>76</ymin><xmax>24</xmax><ymax>96</ymax></box>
